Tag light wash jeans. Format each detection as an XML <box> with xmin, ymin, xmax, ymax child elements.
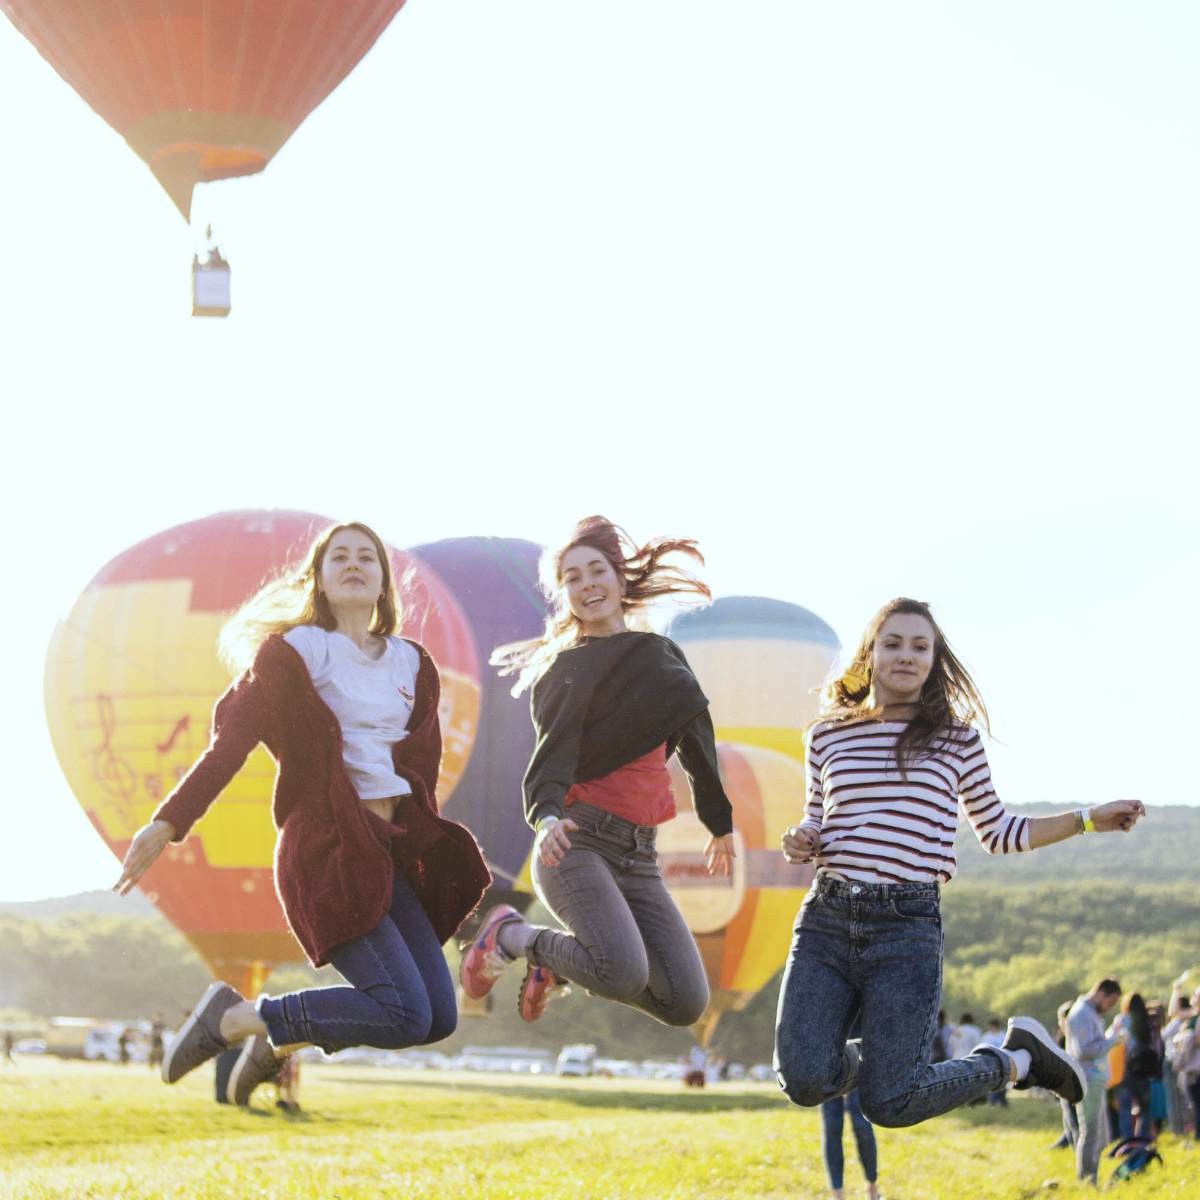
<box><xmin>774</xmin><ymin>876</ymin><xmax>1008</xmax><ymax>1127</ymax></box>
<box><xmin>1074</xmin><ymin>1065</ymin><xmax>1110</xmax><ymax>1184</ymax></box>
<box><xmin>528</xmin><ymin>801</ymin><xmax>709</xmax><ymax>1027</ymax></box>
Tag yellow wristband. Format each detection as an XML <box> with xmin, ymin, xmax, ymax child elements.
<box><xmin>1082</xmin><ymin>810</ymin><xmax>1095</xmax><ymax>833</ymax></box>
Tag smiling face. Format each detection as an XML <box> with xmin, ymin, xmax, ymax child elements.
<box><xmin>559</xmin><ymin>543</ymin><xmax>626</xmax><ymax>635</ymax></box>
<box><xmin>871</xmin><ymin>611</ymin><xmax>936</xmax><ymax>706</ymax></box>
<box><xmin>318</xmin><ymin>526</ymin><xmax>386</xmax><ymax>613</ymax></box>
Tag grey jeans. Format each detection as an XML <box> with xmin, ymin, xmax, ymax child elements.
<box><xmin>528</xmin><ymin>801</ymin><xmax>709</xmax><ymax>1027</ymax></box>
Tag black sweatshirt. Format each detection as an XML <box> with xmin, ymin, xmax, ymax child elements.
<box><xmin>522</xmin><ymin>630</ymin><xmax>734</xmax><ymax>838</ymax></box>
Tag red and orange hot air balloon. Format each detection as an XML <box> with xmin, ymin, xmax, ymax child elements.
<box><xmin>2</xmin><ymin>1</ymin><xmax>408</xmax><ymax>220</ymax></box>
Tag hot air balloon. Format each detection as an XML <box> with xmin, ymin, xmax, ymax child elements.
<box><xmin>662</xmin><ymin>596</ymin><xmax>840</xmax><ymax>1040</ymax></box>
<box><xmin>408</xmin><ymin>536</ymin><xmax>545</xmax><ymax>900</ymax></box>
<box><xmin>43</xmin><ymin>509</ymin><xmax>479</xmax><ymax>997</ymax></box>
<box><xmin>661</xmin><ymin>741</ymin><xmax>814</xmax><ymax>1043</ymax></box>
<box><xmin>669</xmin><ymin>596</ymin><xmax>840</xmax><ymax>763</ymax></box>
<box><xmin>1</xmin><ymin>1</ymin><xmax>408</xmax><ymax>221</ymax></box>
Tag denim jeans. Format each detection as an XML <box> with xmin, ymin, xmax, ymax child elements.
<box><xmin>1075</xmin><ymin>1070</ymin><xmax>1110</xmax><ymax>1182</ymax></box>
<box><xmin>529</xmin><ymin>801</ymin><xmax>709</xmax><ymax>1027</ymax></box>
<box><xmin>821</xmin><ymin>1089</ymin><xmax>878</xmax><ymax>1190</ymax></box>
<box><xmin>257</xmin><ymin>868</ymin><xmax>456</xmax><ymax>1052</ymax></box>
<box><xmin>774</xmin><ymin>876</ymin><xmax>1007</xmax><ymax>1127</ymax></box>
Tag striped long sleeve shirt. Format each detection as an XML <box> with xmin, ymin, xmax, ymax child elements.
<box><xmin>799</xmin><ymin>718</ymin><xmax>1031</xmax><ymax>884</ymax></box>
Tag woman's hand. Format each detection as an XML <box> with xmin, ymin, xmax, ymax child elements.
<box><xmin>535</xmin><ymin>817</ymin><xmax>579</xmax><ymax>868</ymax></box>
<box><xmin>781</xmin><ymin>825</ymin><xmax>819</xmax><ymax>865</ymax></box>
<box><xmin>705</xmin><ymin>833</ymin><xmax>736</xmax><ymax>878</ymax></box>
<box><xmin>113</xmin><ymin>819</ymin><xmax>175</xmax><ymax>895</ymax></box>
<box><xmin>1088</xmin><ymin>799</ymin><xmax>1146</xmax><ymax>834</ymax></box>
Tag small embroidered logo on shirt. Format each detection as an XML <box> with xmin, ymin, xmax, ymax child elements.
<box><xmin>398</xmin><ymin>685</ymin><xmax>414</xmax><ymax>704</ymax></box>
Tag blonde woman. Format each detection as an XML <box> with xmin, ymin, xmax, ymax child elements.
<box><xmin>115</xmin><ymin>522</ymin><xmax>489</xmax><ymax>1105</ymax></box>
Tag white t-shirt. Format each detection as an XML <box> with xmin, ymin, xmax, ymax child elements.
<box><xmin>283</xmin><ymin>625</ymin><xmax>421</xmax><ymax>801</ymax></box>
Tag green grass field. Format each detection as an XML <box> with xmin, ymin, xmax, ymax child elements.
<box><xmin>2</xmin><ymin>1058</ymin><xmax>1196</xmax><ymax>1199</ymax></box>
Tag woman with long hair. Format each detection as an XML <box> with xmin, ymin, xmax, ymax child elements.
<box><xmin>458</xmin><ymin>516</ymin><xmax>735</xmax><ymax>1026</ymax></box>
<box><xmin>776</xmin><ymin>597</ymin><xmax>1145</xmax><ymax>1127</ymax></box>
<box><xmin>113</xmin><ymin>522</ymin><xmax>490</xmax><ymax>1105</ymax></box>
<box><xmin>1113</xmin><ymin>992</ymin><xmax>1159</xmax><ymax>1139</ymax></box>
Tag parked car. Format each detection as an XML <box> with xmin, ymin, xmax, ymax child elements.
<box><xmin>556</xmin><ymin>1043</ymin><xmax>597</xmax><ymax>1077</ymax></box>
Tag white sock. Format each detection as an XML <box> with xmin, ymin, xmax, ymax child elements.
<box><xmin>1009</xmin><ymin>1048</ymin><xmax>1031</xmax><ymax>1082</ymax></box>
<box><xmin>496</xmin><ymin>920</ymin><xmax>534</xmax><ymax>959</ymax></box>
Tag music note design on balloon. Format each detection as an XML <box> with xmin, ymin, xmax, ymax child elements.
<box><xmin>89</xmin><ymin>694</ymin><xmax>137</xmax><ymax>803</ymax></box>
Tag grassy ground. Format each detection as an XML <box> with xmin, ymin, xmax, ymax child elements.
<box><xmin>2</xmin><ymin>1059</ymin><xmax>1196</xmax><ymax>1199</ymax></box>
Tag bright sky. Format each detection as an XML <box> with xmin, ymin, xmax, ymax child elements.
<box><xmin>1</xmin><ymin>2</ymin><xmax>1196</xmax><ymax>903</ymax></box>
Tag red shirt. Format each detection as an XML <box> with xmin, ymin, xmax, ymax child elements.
<box><xmin>565</xmin><ymin>744</ymin><xmax>676</xmax><ymax>827</ymax></box>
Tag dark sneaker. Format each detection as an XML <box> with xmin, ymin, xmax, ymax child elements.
<box><xmin>162</xmin><ymin>981</ymin><xmax>242</xmax><ymax>1084</ymax></box>
<box><xmin>1002</xmin><ymin>1016</ymin><xmax>1086</xmax><ymax>1105</ymax></box>
<box><xmin>226</xmin><ymin>1035</ymin><xmax>283</xmax><ymax>1106</ymax></box>
<box><xmin>517</xmin><ymin>964</ymin><xmax>570</xmax><ymax>1022</ymax></box>
<box><xmin>460</xmin><ymin>904</ymin><xmax>521</xmax><ymax>999</ymax></box>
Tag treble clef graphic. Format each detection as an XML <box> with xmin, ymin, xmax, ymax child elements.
<box><xmin>91</xmin><ymin>694</ymin><xmax>137</xmax><ymax>801</ymax></box>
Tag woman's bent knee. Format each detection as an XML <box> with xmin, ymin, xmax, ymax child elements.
<box><xmin>858</xmin><ymin>1092</ymin><xmax>917</xmax><ymax>1128</ymax></box>
<box><xmin>775</xmin><ymin>1048</ymin><xmax>841</xmax><ymax>1108</ymax></box>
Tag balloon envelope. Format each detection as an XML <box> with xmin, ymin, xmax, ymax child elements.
<box><xmin>43</xmin><ymin>509</ymin><xmax>478</xmax><ymax>994</ymax></box>
<box><xmin>662</xmin><ymin>741</ymin><xmax>814</xmax><ymax>1041</ymax></box>
<box><xmin>2</xmin><ymin>1</ymin><xmax>408</xmax><ymax>218</ymax></box>
<box><xmin>669</xmin><ymin>596</ymin><xmax>840</xmax><ymax>762</ymax></box>
<box><xmin>408</xmin><ymin>536</ymin><xmax>545</xmax><ymax>891</ymax></box>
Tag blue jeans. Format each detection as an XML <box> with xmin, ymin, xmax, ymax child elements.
<box><xmin>821</xmin><ymin>1089</ymin><xmax>878</xmax><ymax>1190</ymax></box>
<box><xmin>258</xmin><ymin>869</ymin><xmax>456</xmax><ymax>1052</ymax></box>
<box><xmin>774</xmin><ymin>876</ymin><xmax>1007</xmax><ymax>1127</ymax></box>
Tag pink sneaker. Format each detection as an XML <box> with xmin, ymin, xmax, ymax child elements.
<box><xmin>518</xmin><ymin>965</ymin><xmax>570</xmax><ymax>1022</ymax></box>
<box><xmin>459</xmin><ymin>905</ymin><xmax>521</xmax><ymax>999</ymax></box>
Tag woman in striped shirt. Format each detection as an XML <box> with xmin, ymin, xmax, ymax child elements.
<box><xmin>774</xmin><ymin>597</ymin><xmax>1145</xmax><ymax>1130</ymax></box>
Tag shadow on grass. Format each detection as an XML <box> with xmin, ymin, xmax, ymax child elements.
<box><xmin>321</xmin><ymin>1073</ymin><xmax>787</xmax><ymax>1114</ymax></box>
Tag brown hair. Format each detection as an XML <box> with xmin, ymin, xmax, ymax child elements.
<box><xmin>491</xmin><ymin>515</ymin><xmax>710</xmax><ymax>694</ymax></box>
<box><xmin>820</xmin><ymin>597</ymin><xmax>990</xmax><ymax>772</ymax></box>
<box><xmin>218</xmin><ymin>521</ymin><xmax>402</xmax><ymax>672</ymax></box>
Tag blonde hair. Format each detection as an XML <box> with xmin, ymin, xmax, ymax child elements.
<box><xmin>491</xmin><ymin>515</ymin><xmax>710</xmax><ymax>696</ymax></box>
<box><xmin>218</xmin><ymin>521</ymin><xmax>403</xmax><ymax>673</ymax></box>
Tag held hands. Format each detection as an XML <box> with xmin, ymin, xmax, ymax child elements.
<box><xmin>113</xmin><ymin>819</ymin><xmax>175</xmax><ymax>896</ymax></box>
<box><xmin>705</xmin><ymin>833</ymin><xmax>736</xmax><ymax>878</ymax></box>
<box><xmin>535</xmin><ymin>817</ymin><xmax>579</xmax><ymax>868</ymax></box>
<box><xmin>1088</xmin><ymin>799</ymin><xmax>1146</xmax><ymax>834</ymax></box>
<box><xmin>781</xmin><ymin>825</ymin><xmax>819</xmax><ymax>865</ymax></box>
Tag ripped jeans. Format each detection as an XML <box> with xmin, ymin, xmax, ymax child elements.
<box><xmin>774</xmin><ymin>875</ymin><xmax>1007</xmax><ymax>1127</ymax></box>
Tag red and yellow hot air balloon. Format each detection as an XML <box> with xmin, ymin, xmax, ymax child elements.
<box><xmin>1</xmin><ymin>1</ymin><xmax>408</xmax><ymax>219</ymax></box>
<box><xmin>43</xmin><ymin>510</ymin><xmax>479</xmax><ymax>996</ymax></box>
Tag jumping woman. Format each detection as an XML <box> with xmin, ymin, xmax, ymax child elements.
<box><xmin>113</xmin><ymin>522</ymin><xmax>490</xmax><ymax>1105</ymax></box>
<box><xmin>775</xmin><ymin>597</ymin><xmax>1145</xmax><ymax>1127</ymax></box>
<box><xmin>459</xmin><ymin>516</ymin><xmax>735</xmax><ymax>1027</ymax></box>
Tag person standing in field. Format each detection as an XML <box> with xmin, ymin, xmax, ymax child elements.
<box><xmin>775</xmin><ymin>597</ymin><xmax>1146</xmax><ymax>1133</ymax></box>
<box><xmin>114</xmin><ymin>522</ymin><xmax>490</xmax><ymax>1106</ymax></box>
<box><xmin>459</xmin><ymin>516</ymin><xmax>735</xmax><ymax>1027</ymax></box>
<box><xmin>821</xmin><ymin>1090</ymin><xmax>879</xmax><ymax>1200</ymax></box>
<box><xmin>1067</xmin><ymin>979</ymin><xmax>1124</xmax><ymax>1185</ymax></box>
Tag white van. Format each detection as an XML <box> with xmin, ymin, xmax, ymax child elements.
<box><xmin>555</xmin><ymin>1043</ymin><xmax>597</xmax><ymax>1077</ymax></box>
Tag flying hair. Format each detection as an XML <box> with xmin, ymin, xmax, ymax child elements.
<box><xmin>491</xmin><ymin>515</ymin><xmax>711</xmax><ymax>695</ymax></box>
<box><xmin>818</xmin><ymin>597</ymin><xmax>990</xmax><ymax>773</ymax></box>
<box><xmin>217</xmin><ymin>521</ymin><xmax>404</xmax><ymax>673</ymax></box>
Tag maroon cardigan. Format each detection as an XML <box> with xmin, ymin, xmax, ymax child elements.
<box><xmin>152</xmin><ymin>633</ymin><xmax>491</xmax><ymax>967</ymax></box>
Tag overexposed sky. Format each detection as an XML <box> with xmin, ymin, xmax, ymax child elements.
<box><xmin>1</xmin><ymin>2</ymin><xmax>1196</xmax><ymax>902</ymax></box>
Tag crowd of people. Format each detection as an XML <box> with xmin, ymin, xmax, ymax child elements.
<box><xmin>111</xmin><ymin>516</ymin><xmax>1154</xmax><ymax>1196</ymax></box>
<box><xmin>1046</xmin><ymin>973</ymin><xmax>1200</xmax><ymax>1186</ymax></box>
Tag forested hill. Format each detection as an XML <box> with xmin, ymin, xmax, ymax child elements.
<box><xmin>953</xmin><ymin>802</ymin><xmax>1197</xmax><ymax>885</ymax></box>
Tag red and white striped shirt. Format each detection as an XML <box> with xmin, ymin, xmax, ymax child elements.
<box><xmin>800</xmin><ymin>718</ymin><xmax>1031</xmax><ymax>884</ymax></box>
